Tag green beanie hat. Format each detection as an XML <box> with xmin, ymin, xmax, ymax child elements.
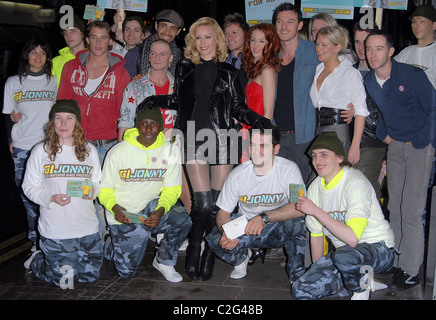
<box><xmin>308</xmin><ymin>131</ymin><xmax>345</xmax><ymax>157</ymax></box>
<box><xmin>49</xmin><ymin>99</ymin><xmax>81</xmax><ymax>123</ymax></box>
<box><xmin>135</xmin><ymin>104</ymin><xmax>163</xmax><ymax>131</ymax></box>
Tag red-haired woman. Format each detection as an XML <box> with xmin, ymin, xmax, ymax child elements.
<box><xmin>240</xmin><ymin>23</ymin><xmax>280</xmax><ymax>162</ymax></box>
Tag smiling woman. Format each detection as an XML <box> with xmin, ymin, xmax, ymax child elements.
<box><xmin>21</xmin><ymin>99</ymin><xmax>102</xmax><ymax>288</ymax></box>
<box><xmin>2</xmin><ymin>37</ymin><xmax>57</xmax><ymax>251</ymax></box>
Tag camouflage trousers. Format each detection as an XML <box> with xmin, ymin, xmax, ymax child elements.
<box><xmin>291</xmin><ymin>241</ymin><xmax>394</xmax><ymax>300</ymax></box>
<box><xmin>29</xmin><ymin>232</ymin><xmax>103</xmax><ymax>287</ymax></box>
<box><xmin>12</xmin><ymin>147</ymin><xmax>39</xmax><ymax>243</ymax></box>
<box><xmin>104</xmin><ymin>200</ymin><xmax>192</xmax><ymax>279</ymax></box>
<box><xmin>206</xmin><ymin>215</ymin><xmax>306</xmax><ymax>282</ymax></box>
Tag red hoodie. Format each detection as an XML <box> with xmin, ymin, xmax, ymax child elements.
<box><xmin>58</xmin><ymin>50</ymin><xmax>131</xmax><ymax>141</ymax></box>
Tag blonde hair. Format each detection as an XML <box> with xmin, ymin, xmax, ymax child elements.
<box><xmin>317</xmin><ymin>25</ymin><xmax>349</xmax><ymax>56</ymax></box>
<box><xmin>184</xmin><ymin>17</ymin><xmax>228</xmax><ymax>64</ymax></box>
<box><xmin>308</xmin><ymin>13</ymin><xmax>337</xmax><ymax>42</ymax></box>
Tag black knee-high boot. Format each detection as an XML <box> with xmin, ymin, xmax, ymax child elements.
<box><xmin>185</xmin><ymin>191</ymin><xmax>213</xmax><ymax>280</ymax></box>
<box><xmin>197</xmin><ymin>189</ymin><xmax>220</xmax><ymax>281</ymax></box>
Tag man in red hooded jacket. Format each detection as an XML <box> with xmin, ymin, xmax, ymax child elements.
<box><xmin>58</xmin><ymin>20</ymin><xmax>131</xmax><ymax>164</ymax></box>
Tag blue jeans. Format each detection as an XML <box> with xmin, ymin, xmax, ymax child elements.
<box><xmin>12</xmin><ymin>147</ymin><xmax>39</xmax><ymax>243</ymax></box>
<box><xmin>94</xmin><ymin>140</ymin><xmax>117</xmax><ymax>238</ymax></box>
<box><xmin>277</xmin><ymin>132</ymin><xmax>313</xmax><ymax>184</ymax></box>
<box><xmin>292</xmin><ymin>241</ymin><xmax>394</xmax><ymax>300</ymax></box>
<box><xmin>206</xmin><ymin>214</ymin><xmax>306</xmax><ymax>282</ymax></box>
<box><xmin>104</xmin><ymin>199</ymin><xmax>192</xmax><ymax>279</ymax></box>
<box><xmin>30</xmin><ymin>232</ymin><xmax>103</xmax><ymax>287</ymax></box>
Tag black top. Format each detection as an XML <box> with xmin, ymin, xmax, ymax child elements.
<box><xmin>274</xmin><ymin>60</ymin><xmax>295</xmax><ymax>131</ymax></box>
<box><xmin>192</xmin><ymin>59</ymin><xmax>218</xmax><ymax>132</ymax></box>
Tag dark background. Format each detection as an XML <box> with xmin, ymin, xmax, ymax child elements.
<box><xmin>0</xmin><ymin>0</ymin><xmax>426</xmax><ymax>240</ymax></box>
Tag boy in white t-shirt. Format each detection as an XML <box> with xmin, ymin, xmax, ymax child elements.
<box><xmin>292</xmin><ymin>131</ymin><xmax>395</xmax><ymax>300</ymax></box>
<box><xmin>394</xmin><ymin>5</ymin><xmax>436</xmax><ymax>88</ymax></box>
<box><xmin>206</xmin><ymin>126</ymin><xmax>307</xmax><ymax>282</ymax></box>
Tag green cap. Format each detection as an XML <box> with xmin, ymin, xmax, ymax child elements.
<box><xmin>409</xmin><ymin>5</ymin><xmax>436</xmax><ymax>22</ymax></box>
<box><xmin>307</xmin><ymin>131</ymin><xmax>345</xmax><ymax>157</ymax></box>
<box><xmin>49</xmin><ymin>99</ymin><xmax>81</xmax><ymax>123</ymax></box>
<box><xmin>135</xmin><ymin>105</ymin><xmax>163</xmax><ymax>131</ymax></box>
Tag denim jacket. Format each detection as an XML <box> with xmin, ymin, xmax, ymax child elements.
<box><xmin>273</xmin><ymin>38</ymin><xmax>319</xmax><ymax>144</ymax></box>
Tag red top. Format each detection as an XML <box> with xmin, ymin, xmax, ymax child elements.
<box><xmin>243</xmin><ymin>81</ymin><xmax>264</xmax><ymax>130</ymax></box>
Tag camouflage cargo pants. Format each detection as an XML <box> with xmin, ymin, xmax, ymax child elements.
<box><xmin>206</xmin><ymin>215</ymin><xmax>306</xmax><ymax>282</ymax></box>
<box><xmin>12</xmin><ymin>147</ymin><xmax>39</xmax><ymax>244</ymax></box>
<box><xmin>29</xmin><ymin>232</ymin><xmax>103</xmax><ymax>287</ymax></box>
<box><xmin>291</xmin><ymin>241</ymin><xmax>394</xmax><ymax>300</ymax></box>
<box><xmin>104</xmin><ymin>200</ymin><xmax>192</xmax><ymax>279</ymax></box>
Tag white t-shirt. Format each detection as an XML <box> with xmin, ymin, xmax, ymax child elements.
<box><xmin>2</xmin><ymin>74</ymin><xmax>57</xmax><ymax>150</ymax></box>
<box><xmin>395</xmin><ymin>42</ymin><xmax>436</xmax><ymax>88</ymax></box>
<box><xmin>217</xmin><ymin>156</ymin><xmax>304</xmax><ymax>220</ymax></box>
<box><xmin>306</xmin><ymin>167</ymin><xmax>395</xmax><ymax>248</ymax></box>
<box><xmin>310</xmin><ymin>55</ymin><xmax>369</xmax><ymax>117</ymax></box>
<box><xmin>22</xmin><ymin>143</ymin><xmax>101</xmax><ymax>240</ymax></box>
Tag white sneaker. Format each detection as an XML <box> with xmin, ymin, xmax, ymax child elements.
<box><xmin>156</xmin><ymin>233</ymin><xmax>164</xmax><ymax>245</ymax></box>
<box><xmin>370</xmin><ymin>278</ymin><xmax>388</xmax><ymax>291</ymax></box>
<box><xmin>230</xmin><ymin>250</ymin><xmax>252</xmax><ymax>279</ymax></box>
<box><xmin>178</xmin><ymin>238</ymin><xmax>189</xmax><ymax>251</ymax></box>
<box><xmin>351</xmin><ymin>288</ymin><xmax>370</xmax><ymax>300</ymax></box>
<box><xmin>351</xmin><ymin>278</ymin><xmax>387</xmax><ymax>300</ymax></box>
<box><xmin>152</xmin><ymin>256</ymin><xmax>183</xmax><ymax>282</ymax></box>
<box><xmin>24</xmin><ymin>250</ymin><xmax>41</xmax><ymax>270</ymax></box>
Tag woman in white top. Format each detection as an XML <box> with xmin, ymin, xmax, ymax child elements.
<box><xmin>2</xmin><ymin>38</ymin><xmax>58</xmax><ymax>249</ymax></box>
<box><xmin>310</xmin><ymin>25</ymin><xmax>368</xmax><ymax>165</ymax></box>
<box><xmin>22</xmin><ymin>100</ymin><xmax>102</xmax><ymax>287</ymax></box>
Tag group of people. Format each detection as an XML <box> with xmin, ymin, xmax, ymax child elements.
<box><xmin>2</xmin><ymin>2</ymin><xmax>436</xmax><ymax>300</ymax></box>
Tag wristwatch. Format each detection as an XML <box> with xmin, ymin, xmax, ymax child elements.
<box><xmin>259</xmin><ymin>212</ymin><xmax>270</xmax><ymax>224</ymax></box>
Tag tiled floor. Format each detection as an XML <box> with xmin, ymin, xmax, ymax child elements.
<box><xmin>0</xmin><ymin>237</ymin><xmax>424</xmax><ymax>301</ymax></box>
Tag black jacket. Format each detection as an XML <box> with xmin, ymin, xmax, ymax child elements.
<box><xmin>353</xmin><ymin>62</ymin><xmax>386</xmax><ymax>148</ymax></box>
<box><xmin>157</xmin><ymin>58</ymin><xmax>268</xmax><ymax>136</ymax></box>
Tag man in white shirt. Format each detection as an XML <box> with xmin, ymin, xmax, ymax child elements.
<box><xmin>395</xmin><ymin>5</ymin><xmax>436</xmax><ymax>88</ymax></box>
<box><xmin>206</xmin><ymin>127</ymin><xmax>307</xmax><ymax>282</ymax></box>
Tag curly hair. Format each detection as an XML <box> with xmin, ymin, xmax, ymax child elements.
<box><xmin>241</xmin><ymin>23</ymin><xmax>281</xmax><ymax>79</ymax></box>
<box><xmin>184</xmin><ymin>17</ymin><xmax>228</xmax><ymax>64</ymax></box>
<box><xmin>43</xmin><ymin>119</ymin><xmax>89</xmax><ymax>162</ymax></box>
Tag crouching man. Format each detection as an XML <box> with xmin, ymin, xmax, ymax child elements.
<box><xmin>206</xmin><ymin>126</ymin><xmax>306</xmax><ymax>282</ymax></box>
<box><xmin>98</xmin><ymin>102</ymin><xmax>191</xmax><ymax>282</ymax></box>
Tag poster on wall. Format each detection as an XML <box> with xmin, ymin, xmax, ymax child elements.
<box><xmin>353</xmin><ymin>0</ymin><xmax>408</xmax><ymax>10</ymax></box>
<box><xmin>245</xmin><ymin>0</ymin><xmax>294</xmax><ymax>25</ymax></box>
<box><xmin>96</xmin><ymin>0</ymin><xmax>148</xmax><ymax>13</ymax></box>
<box><xmin>301</xmin><ymin>0</ymin><xmax>354</xmax><ymax>20</ymax></box>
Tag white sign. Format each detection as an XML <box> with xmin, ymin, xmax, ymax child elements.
<box><xmin>245</xmin><ymin>0</ymin><xmax>294</xmax><ymax>25</ymax></box>
<box><xmin>97</xmin><ymin>0</ymin><xmax>148</xmax><ymax>13</ymax></box>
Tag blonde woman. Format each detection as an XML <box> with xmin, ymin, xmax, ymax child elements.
<box><xmin>308</xmin><ymin>13</ymin><xmax>337</xmax><ymax>42</ymax></box>
<box><xmin>22</xmin><ymin>99</ymin><xmax>102</xmax><ymax>287</ymax></box>
<box><xmin>310</xmin><ymin>25</ymin><xmax>368</xmax><ymax>164</ymax></box>
<box><xmin>143</xmin><ymin>17</ymin><xmax>271</xmax><ymax>281</ymax></box>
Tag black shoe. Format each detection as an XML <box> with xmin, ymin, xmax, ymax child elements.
<box><xmin>248</xmin><ymin>248</ymin><xmax>267</xmax><ymax>265</ymax></box>
<box><xmin>390</xmin><ymin>270</ymin><xmax>420</xmax><ymax>290</ymax></box>
<box><xmin>185</xmin><ymin>243</ymin><xmax>201</xmax><ymax>280</ymax></box>
<box><xmin>197</xmin><ymin>245</ymin><xmax>215</xmax><ymax>281</ymax></box>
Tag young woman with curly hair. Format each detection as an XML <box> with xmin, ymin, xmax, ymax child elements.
<box><xmin>22</xmin><ymin>100</ymin><xmax>103</xmax><ymax>287</ymax></box>
<box><xmin>240</xmin><ymin>23</ymin><xmax>280</xmax><ymax>162</ymax></box>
